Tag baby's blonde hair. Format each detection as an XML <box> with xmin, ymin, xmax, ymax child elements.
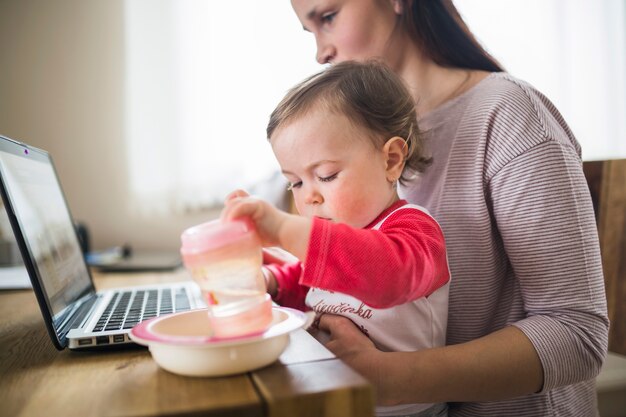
<box><xmin>266</xmin><ymin>60</ymin><xmax>431</xmax><ymax>184</ymax></box>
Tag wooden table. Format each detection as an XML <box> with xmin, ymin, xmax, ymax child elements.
<box><xmin>0</xmin><ymin>270</ymin><xmax>374</xmax><ymax>417</ymax></box>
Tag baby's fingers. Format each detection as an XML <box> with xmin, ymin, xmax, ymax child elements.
<box><xmin>221</xmin><ymin>197</ymin><xmax>262</xmax><ymax>223</ymax></box>
<box><xmin>224</xmin><ymin>189</ymin><xmax>250</xmax><ymax>202</ymax></box>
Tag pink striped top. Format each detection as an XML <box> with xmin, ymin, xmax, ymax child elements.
<box><xmin>400</xmin><ymin>72</ymin><xmax>609</xmax><ymax>416</ymax></box>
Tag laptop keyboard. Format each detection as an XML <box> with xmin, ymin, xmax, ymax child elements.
<box><xmin>93</xmin><ymin>287</ymin><xmax>191</xmax><ymax>332</ymax></box>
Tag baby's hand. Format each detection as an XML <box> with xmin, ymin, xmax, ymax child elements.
<box><xmin>263</xmin><ymin>247</ymin><xmax>299</xmax><ymax>265</ymax></box>
<box><xmin>220</xmin><ymin>191</ymin><xmax>287</xmax><ymax>248</ymax></box>
<box><xmin>224</xmin><ymin>189</ymin><xmax>250</xmax><ymax>202</ymax></box>
<box><xmin>221</xmin><ymin>190</ymin><xmax>311</xmax><ymax>260</ymax></box>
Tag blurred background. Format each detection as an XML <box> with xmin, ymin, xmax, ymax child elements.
<box><xmin>0</xmin><ymin>0</ymin><xmax>625</xmax><ymax>253</ymax></box>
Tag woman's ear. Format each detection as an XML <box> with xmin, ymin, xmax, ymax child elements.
<box><xmin>390</xmin><ymin>0</ymin><xmax>404</xmax><ymax>15</ymax></box>
<box><xmin>383</xmin><ymin>136</ymin><xmax>408</xmax><ymax>182</ymax></box>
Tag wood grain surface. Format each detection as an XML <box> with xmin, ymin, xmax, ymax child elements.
<box><xmin>0</xmin><ymin>271</ymin><xmax>373</xmax><ymax>417</ymax></box>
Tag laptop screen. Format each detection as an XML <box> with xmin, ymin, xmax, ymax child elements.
<box><xmin>0</xmin><ymin>136</ymin><xmax>93</xmax><ymax>319</ymax></box>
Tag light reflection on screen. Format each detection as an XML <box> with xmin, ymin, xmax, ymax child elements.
<box><xmin>0</xmin><ymin>150</ymin><xmax>91</xmax><ymax>316</ymax></box>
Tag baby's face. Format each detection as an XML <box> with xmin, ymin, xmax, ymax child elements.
<box><xmin>271</xmin><ymin>108</ymin><xmax>396</xmax><ymax>228</ymax></box>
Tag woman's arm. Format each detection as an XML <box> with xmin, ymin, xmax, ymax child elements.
<box><xmin>486</xmin><ymin>140</ymin><xmax>608</xmax><ymax>390</ymax></box>
<box><xmin>318</xmin><ymin>314</ymin><xmax>543</xmax><ymax>405</ymax></box>
<box><xmin>329</xmin><ymin>140</ymin><xmax>607</xmax><ymax>405</ymax></box>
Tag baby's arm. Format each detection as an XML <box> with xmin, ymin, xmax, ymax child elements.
<box><xmin>302</xmin><ymin>208</ymin><xmax>449</xmax><ymax>309</ymax></box>
<box><xmin>262</xmin><ymin>262</ymin><xmax>310</xmax><ymax>311</ymax></box>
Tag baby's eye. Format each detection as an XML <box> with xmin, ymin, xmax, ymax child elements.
<box><xmin>321</xmin><ymin>11</ymin><xmax>337</xmax><ymax>25</ymax></box>
<box><xmin>318</xmin><ymin>173</ymin><xmax>338</xmax><ymax>182</ymax></box>
<box><xmin>287</xmin><ymin>181</ymin><xmax>302</xmax><ymax>191</ymax></box>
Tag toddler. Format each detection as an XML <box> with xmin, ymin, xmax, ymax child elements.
<box><xmin>221</xmin><ymin>61</ymin><xmax>450</xmax><ymax>417</ymax></box>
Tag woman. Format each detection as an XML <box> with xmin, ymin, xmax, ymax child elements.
<box><xmin>289</xmin><ymin>0</ymin><xmax>609</xmax><ymax>416</ymax></box>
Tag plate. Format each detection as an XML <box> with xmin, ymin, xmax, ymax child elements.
<box><xmin>129</xmin><ymin>306</ymin><xmax>309</xmax><ymax>377</ymax></box>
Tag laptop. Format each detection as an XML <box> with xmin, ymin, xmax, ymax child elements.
<box><xmin>0</xmin><ymin>134</ymin><xmax>206</xmax><ymax>350</ymax></box>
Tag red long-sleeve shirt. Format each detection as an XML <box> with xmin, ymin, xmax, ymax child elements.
<box><xmin>265</xmin><ymin>200</ymin><xmax>450</xmax><ymax>311</ymax></box>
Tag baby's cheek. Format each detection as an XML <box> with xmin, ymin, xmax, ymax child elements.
<box><xmin>331</xmin><ymin>191</ymin><xmax>370</xmax><ymax>225</ymax></box>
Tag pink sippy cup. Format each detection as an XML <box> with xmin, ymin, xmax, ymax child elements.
<box><xmin>180</xmin><ymin>219</ymin><xmax>273</xmax><ymax>338</ymax></box>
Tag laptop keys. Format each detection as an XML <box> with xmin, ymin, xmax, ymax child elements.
<box><xmin>93</xmin><ymin>287</ymin><xmax>193</xmax><ymax>332</ymax></box>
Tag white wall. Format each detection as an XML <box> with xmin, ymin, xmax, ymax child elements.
<box><xmin>455</xmin><ymin>0</ymin><xmax>626</xmax><ymax>162</ymax></box>
<box><xmin>0</xmin><ymin>0</ymin><xmax>215</xmax><ymax>251</ymax></box>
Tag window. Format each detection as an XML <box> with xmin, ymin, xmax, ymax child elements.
<box><xmin>124</xmin><ymin>1</ymin><xmax>321</xmax><ymax>215</ymax></box>
<box><xmin>456</xmin><ymin>0</ymin><xmax>626</xmax><ymax>161</ymax></box>
<box><xmin>124</xmin><ymin>0</ymin><xmax>626</xmax><ymax>215</ymax></box>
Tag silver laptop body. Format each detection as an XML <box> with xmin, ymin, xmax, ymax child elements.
<box><xmin>0</xmin><ymin>134</ymin><xmax>205</xmax><ymax>350</ymax></box>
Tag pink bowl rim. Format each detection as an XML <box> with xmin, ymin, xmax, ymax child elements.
<box><xmin>129</xmin><ymin>306</ymin><xmax>307</xmax><ymax>347</ymax></box>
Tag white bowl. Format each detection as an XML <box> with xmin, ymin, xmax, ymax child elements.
<box><xmin>129</xmin><ymin>306</ymin><xmax>308</xmax><ymax>377</ymax></box>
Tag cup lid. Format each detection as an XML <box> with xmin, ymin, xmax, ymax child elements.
<box><xmin>180</xmin><ymin>219</ymin><xmax>256</xmax><ymax>255</ymax></box>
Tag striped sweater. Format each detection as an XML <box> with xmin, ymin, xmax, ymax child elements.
<box><xmin>400</xmin><ymin>72</ymin><xmax>609</xmax><ymax>417</ymax></box>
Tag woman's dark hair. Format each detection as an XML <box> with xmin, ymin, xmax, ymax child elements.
<box><xmin>400</xmin><ymin>0</ymin><xmax>504</xmax><ymax>72</ymax></box>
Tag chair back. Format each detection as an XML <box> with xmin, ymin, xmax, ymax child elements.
<box><xmin>583</xmin><ymin>159</ymin><xmax>626</xmax><ymax>355</ymax></box>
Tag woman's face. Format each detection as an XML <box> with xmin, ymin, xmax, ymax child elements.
<box><xmin>291</xmin><ymin>0</ymin><xmax>403</xmax><ymax>66</ymax></box>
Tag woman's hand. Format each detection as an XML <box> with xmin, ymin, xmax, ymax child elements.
<box><xmin>317</xmin><ymin>314</ymin><xmax>377</xmax><ymax>358</ymax></box>
<box><xmin>316</xmin><ymin>314</ymin><xmax>404</xmax><ymax>406</ymax></box>
<box><xmin>319</xmin><ymin>313</ymin><xmax>545</xmax><ymax>406</ymax></box>
<box><xmin>316</xmin><ymin>314</ymin><xmax>386</xmax><ymax>390</ymax></box>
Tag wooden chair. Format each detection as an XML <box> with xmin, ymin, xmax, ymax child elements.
<box><xmin>583</xmin><ymin>159</ymin><xmax>626</xmax><ymax>355</ymax></box>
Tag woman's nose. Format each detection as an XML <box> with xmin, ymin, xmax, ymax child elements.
<box><xmin>315</xmin><ymin>39</ymin><xmax>335</xmax><ymax>64</ymax></box>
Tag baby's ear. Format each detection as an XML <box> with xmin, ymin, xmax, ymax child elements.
<box><xmin>383</xmin><ymin>136</ymin><xmax>408</xmax><ymax>182</ymax></box>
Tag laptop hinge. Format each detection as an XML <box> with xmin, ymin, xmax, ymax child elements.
<box><xmin>56</xmin><ymin>293</ymin><xmax>99</xmax><ymax>342</ymax></box>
